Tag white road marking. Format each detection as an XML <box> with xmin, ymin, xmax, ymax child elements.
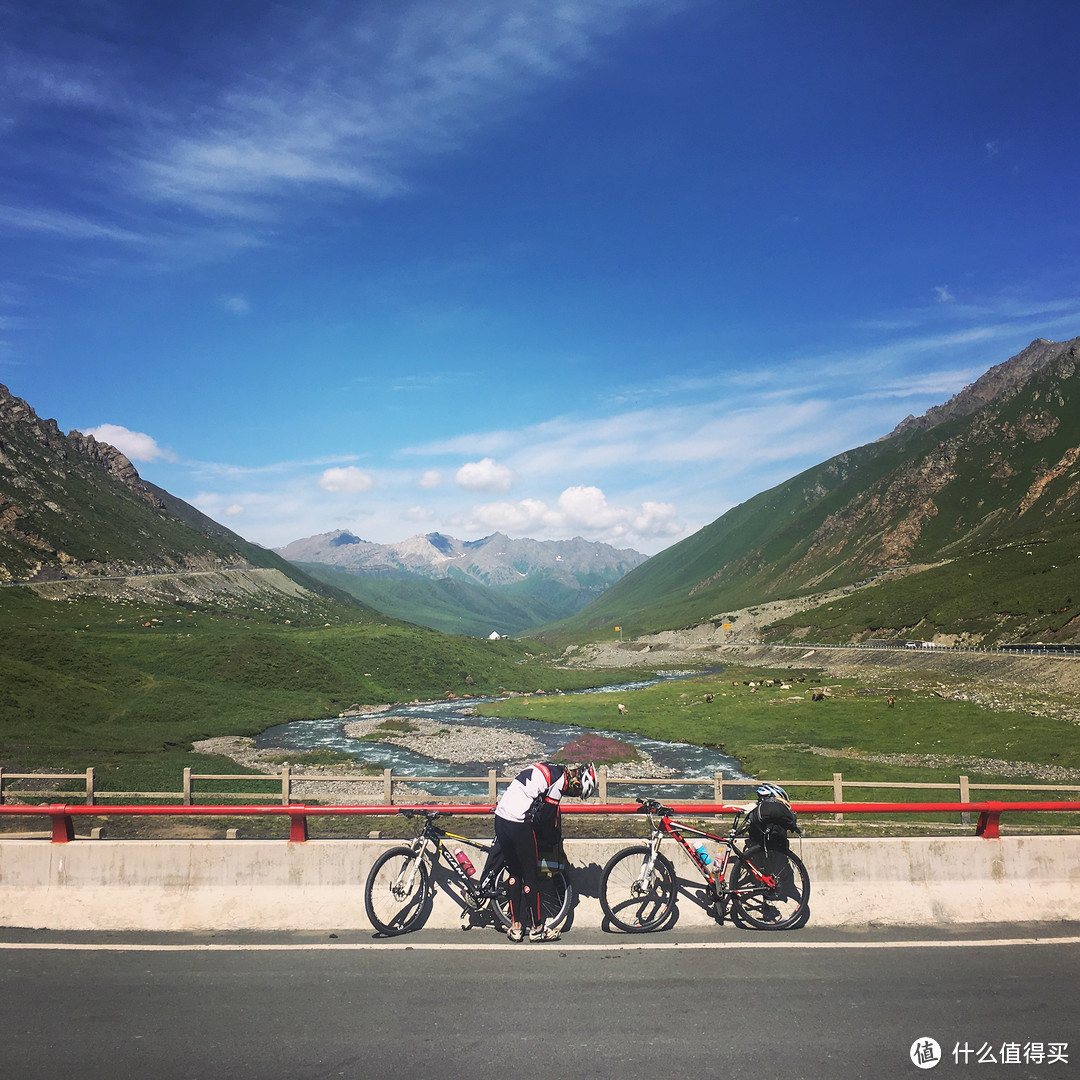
<box><xmin>0</xmin><ymin>935</ymin><xmax>1077</xmax><ymax>952</ymax></box>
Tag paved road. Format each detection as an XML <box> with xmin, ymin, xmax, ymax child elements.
<box><xmin>1</xmin><ymin>924</ymin><xmax>1077</xmax><ymax>1080</ymax></box>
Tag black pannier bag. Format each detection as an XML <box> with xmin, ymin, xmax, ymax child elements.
<box><xmin>747</xmin><ymin>797</ymin><xmax>799</xmax><ymax>852</ymax></box>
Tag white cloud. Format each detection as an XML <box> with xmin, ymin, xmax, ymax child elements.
<box><xmin>223</xmin><ymin>504</ymin><xmax>244</xmax><ymax>516</ymax></box>
<box><xmin>456</xmin><ymin>457</ymin><xmax>515</xmax><ymax>493</ymax></box>
<box><xmin>219</xmin><ymin>294</ymin><xmax>251</xmax><ymax>315</ymax></box>
<box><xmin>319</xmin><ymin>465</ymin><xmax>375</xmax><ymax>493</ymax></box>
<box><xmin>404</xmin><ymin>506</ymin><xmax>435</xmax><ymax>522</ymax></box>
<box><xmin>453</xmin><ymin>485</ymin><xmax>681</xmax><ymax>547</ymax></box>
<box><xmin>418</xmin><ymin>469</ymin><xmax>442</xmax><ymax>489</ymax></box>
<box><xmin>81</xmin><ymin>423</ymin><xmax>176</xmax><ymax>463</ymax></box>
<box><xmin>934</xmin><ymin>285</ymin><xmax>955</xmax><ymax>303</ymax></box>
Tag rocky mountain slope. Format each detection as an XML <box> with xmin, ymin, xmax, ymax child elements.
<box><xmin>549</xmin><ymin>336</ymin><xmax>1080</xmax><ymax>645</ymax></box>
<box><xmin>0</xmin><ymin>382</ymin><xmax>359</xmax><ymax>613</ymax></box>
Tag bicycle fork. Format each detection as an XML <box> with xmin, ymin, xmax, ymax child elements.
<box><xmin>633</xmin><ymin>834</ymin><xmax>665</xmax><ymax>893</ymax></box>
<box><xmin>392</xmin><ymin>838</ymin><xmax>430</xmax><ymax>899</ymax></box>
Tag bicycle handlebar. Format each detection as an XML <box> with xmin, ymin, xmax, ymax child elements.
<box><xmin>398</xmin><ymin>808</ymin><xmax>447</xmax><ymax>822</ymax></box>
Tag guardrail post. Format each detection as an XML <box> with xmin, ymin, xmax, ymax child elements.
<box><xmin>182</xmin><ymin>767</ymin><xmax>192</xmax><ymax>805</ymax></box>
<box><xmin>49</xmin><ymin>804</ymin><xmax>74</xmax><ymax>843</ymax></box>
<box><xmin>488</xmin><ymin>769</ymin><xmax>497</xmax><ymax>801</ymax></box>
<box><xmin>85</xmin><ymin>767</ymin><xmax>95</xmax><ymax>806</ymax></box>
<box><xmin>976</xmin><ymin>807</ymin><xmax>1002</xmax><ymax>839</ymax></box>
<box><xmin>833</xmin><ymin>772</ymin><xmax>844</xmax><ymax>822</ymax></box>
<box><xmin>281</xmin><ymin>765</ymin><xmax>291</xmax><ymax>805</ymax></box>
<box><xmin>714</xmin><ymin>773</ymin><xmax>724</xmax><ymax>804</ymax></box>
<box><xmin>0</xmin><ymin>766</ymin><xmax>5</xmax><ymax>805</ymax></box>
<box><xmin>287</xmin><ymin>805</ymin><xmax>308</xmax><ymax>842</ymax></box>
<box><xmin>383</xmin><ymin>768</ymin><xmax>393</xmax><ymax>804</ymax></box>
<box><xmin>598</xmin><ymin>767</ymin><xmax>608</xmax><ymax>804</ymax></box>
<box><xmin>959</xmin><ymin>775</ymin><xmax>970</xmax><ymax>826</ymax></box>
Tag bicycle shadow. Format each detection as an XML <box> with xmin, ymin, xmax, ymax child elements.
<box><xmin>597</xmin><ymin>869</ymin><xmax>811</xmax><ymax>935</ymax></box>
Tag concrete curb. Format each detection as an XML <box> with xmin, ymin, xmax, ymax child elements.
<box><xmin>1</xmin><ymin>836</ymin><xmax>1077</xmax><ymax>932</ymax></box>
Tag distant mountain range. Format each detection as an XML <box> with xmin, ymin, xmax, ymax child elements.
<box><xmin>550</xmin><ymin>336</ymin><xmax>1080</xmax><ymax>647</ymax></box>
<box><xmin>276</xmin><ymin>531</ymin><xmax>647</xmax><ymax>636</ymax></box>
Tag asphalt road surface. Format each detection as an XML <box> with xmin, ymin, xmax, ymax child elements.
<box><xmin>1</xmin><ymin>923</ymin><xmax>1077</xmax><ymax>1080</ymax></box>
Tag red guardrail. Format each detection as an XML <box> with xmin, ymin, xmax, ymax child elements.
<box><xmin>3</xmin><ymin>800</ymin><xmax>1080</xmax><ymax>842</ymax></box>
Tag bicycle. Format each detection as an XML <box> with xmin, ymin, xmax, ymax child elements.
<box><xmin>599</xmin><ymin>798</ymin><xmax>810</xmax><ymax>933</ymax></box>
<box><xmin>363</xmin><ymin>808</ymin><xmax>573</xmax><ymax>937</ymax></box>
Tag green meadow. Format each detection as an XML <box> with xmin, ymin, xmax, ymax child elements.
<box><xmin>476</xmin><ymin>665</ymin><xmax>1080</xmax><ymax>831</ymax></box>
<box><xmin>0</xmin><ymin>589</ymin><xmax>623</xmax><ymax>796</ymax></box>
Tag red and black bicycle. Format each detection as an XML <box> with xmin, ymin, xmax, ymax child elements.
<box><xmin>599</xmin><ymin>798</ymin><xmax>810</xmax><ymax>933</ymax></box>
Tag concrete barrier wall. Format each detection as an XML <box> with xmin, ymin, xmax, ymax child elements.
<box><xmin>1</xmin><ymin>836</ymin><xmax>1078</xmax><ymax>932</ymax></box>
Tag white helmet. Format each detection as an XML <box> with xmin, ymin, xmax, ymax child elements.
<box><xmin>566</xmin><ymin>763</ymin><xmax>598</xmax><ymax>799</ymax></box>
<box><xmin>579</xmin><ymin>763</ymin><xmax>598</xmax><ymax>799</ymax></box>
<box><xmin>755</xmin><ymin>782</ymin><xmax>790</xmax><ymax>806</ymax></box>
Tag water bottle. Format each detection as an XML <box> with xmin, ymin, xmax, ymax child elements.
<box><xmin>454</xmin><ymin>849</ymin><xmax>476</xmax><ymax>877</ymax></box>
<box><xmin>695</xmin><ymin>842</ymin><xmax>712</xmax><ymax>866</ymax></box>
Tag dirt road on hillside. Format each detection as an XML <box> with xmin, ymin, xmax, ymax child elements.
<box><xmin>563</xmin><ymin>631</ymin><xmax>1080</xmax><ymax>697</ymax></box>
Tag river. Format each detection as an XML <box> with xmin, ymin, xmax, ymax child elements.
<box><xmin>256</xmin><ymin>670</ymin><xmax>751</xmax><ymax>798</ymax></box>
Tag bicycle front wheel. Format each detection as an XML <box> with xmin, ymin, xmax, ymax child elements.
<box><xmin>492</xmin><ymin>867</ymin><xmax>573</xmax><ymax>930</ymax></box>
<box><xmin>600</xmin><ymin>845</ymin><xmax>677</xmax><ymax>933</ymax></box>
<box><xmin>730</xmin><ymin>847</ymin><xmax>809</xmax><ymax>930</ymax></box>
<box><xmin>364</xmin><ymin>847</ymin><xmax>432</xmax><ymax>936</ymax></box>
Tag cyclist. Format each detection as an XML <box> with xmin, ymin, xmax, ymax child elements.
<box><xmin>494</xmin><ymin>761</ymin><xmax>597</xmax><ymax>942</ymax></box>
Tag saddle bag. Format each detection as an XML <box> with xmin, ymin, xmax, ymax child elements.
<box><xmin>747</xmin><ymin>797</ymin><xmax>799</xmax><ymax>852</ymax></box>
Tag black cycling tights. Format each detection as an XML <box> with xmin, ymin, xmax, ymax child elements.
<box><xmin>494</xmin><ymin>816</ymin><xmax>540</xmax><ymax>928</ymax></box>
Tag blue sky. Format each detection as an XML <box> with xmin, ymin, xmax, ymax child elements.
<box><xmin>2</xmin><ymin>1</ymin><xmax>1079</xmax><ymax>556</ymax></box>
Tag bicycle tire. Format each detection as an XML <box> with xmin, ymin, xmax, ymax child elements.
<box><xmin>364</xmin><ymin>847</ymin><xmax>432</xmax><ymax>936</ymax></box>
<box><xmin>491</xmin><ymin>866</ymin><xmax>572</xmax><ymax>930</ymax></box>
<box><xmin>599</xmin><ymin>845</ymin><xmax>677</xmax><ymax>933</ymax></box>
<box><xmin>729</xmin><ymin>846</ymin><xmax>810</xmax><ymax>930</ymax></box>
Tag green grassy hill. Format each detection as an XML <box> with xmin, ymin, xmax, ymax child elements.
<box><xmin>540</xmin><ymin>336</ymin><xmax>1080</xmax><ymax>645</ymax></box>
<box><xmin>297</xmin><ymin>561</ymin><xmax>609</xmax><ymax>637</ymax></box>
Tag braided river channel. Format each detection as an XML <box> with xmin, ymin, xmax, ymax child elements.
<box><xmin>257</xmin><ymin>670</ymin><xmax>752</xmax><ymax>799</ymax></box>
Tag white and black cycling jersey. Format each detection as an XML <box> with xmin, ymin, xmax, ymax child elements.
<box><xmin>494</xmin><ymin>762</ymin><xmax>570</xmax><ymax>825</ymax></box>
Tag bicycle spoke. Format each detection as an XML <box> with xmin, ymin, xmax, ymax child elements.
<box><xmin>364</xmin><ymin>849</ymin><xmax>431</xmax><ymax>936</ymax></box>
<box><xmin>730</xmin><ymin>848</ymin><xmax>809</xmax><ymax>930</ymax></box>
<box><xmin>600</xmin><ymin>846</ymin><xmax>676</xmax><ymax>933</ymax></box>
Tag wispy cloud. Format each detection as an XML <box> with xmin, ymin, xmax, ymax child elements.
<box><xmin>133</xmin><ymin>1</ymin><xmax>676</xmax><ymax>221</ymax></box>
<box><xmin>0</xmin><ymin>204</ymin><xmax>152</xmax><ymax>244</ymax></box>
<box><xmin>3</xmin><ymin>1</ymin><xmax>678</xmax><ymax>251</ymax></box>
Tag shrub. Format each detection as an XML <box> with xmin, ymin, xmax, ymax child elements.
<box><xmin>555</xmin><ymin>732</ymin><xmax>640</xmax><ymax>765</ymax></box>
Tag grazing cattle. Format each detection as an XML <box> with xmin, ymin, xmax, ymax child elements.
<box><xmin>705</xmin><ymin>693</ymin><xmax>714</xmax><ymax>703</ymax></box>
<box><xmin>617</xmin><ymin>703</ymin><xmax>628</xmax><ymax>715</ymax></box>
<box><xmin>888</xmin><ymin>696</ymin><xmax>895</xmax><ymax>708</ymax></box>
<box><xmin>811</xmin><ymin>691</ymin><xmax>826</xmax><ymax>702</ymax></box>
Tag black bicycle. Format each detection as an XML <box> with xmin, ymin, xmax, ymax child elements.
<box><xmin>364</xmin><ymin>809</ymin><xmax>573</xmax><ymax>936</ymax></box>
<box><xmin>599</xmin><ymin>799</ymin><xmax>810</xmax><ymax>933</ymax></box>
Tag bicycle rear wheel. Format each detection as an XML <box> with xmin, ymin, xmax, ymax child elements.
<box><xmin>600</xmin><ymin>845</ymin><xmax>677</xmax><ymax>933</ymax></box>
<box><xmin>492</xmin><ymin>866</ymin><xmax>572</xmax><ymax>930</ymax></box>
<box><xmin>729</xmin><ymin>846</ymin><xmax>809</xmax><ymax>930</ymax></box>
<box><xmin>364</xmin><ymin>847</ymin><xmax>432</xmax><ymax>936</ymax></box>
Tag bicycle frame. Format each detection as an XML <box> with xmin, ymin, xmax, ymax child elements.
<box><xmin>636</xmin><ymin>800</ymin><xmax>779</xmax><ymax>895</ymax></box>
<box><xmin>399</xmin><ymin>810</ymin><xmax>503</xmax><ymax>905</ymax></box>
